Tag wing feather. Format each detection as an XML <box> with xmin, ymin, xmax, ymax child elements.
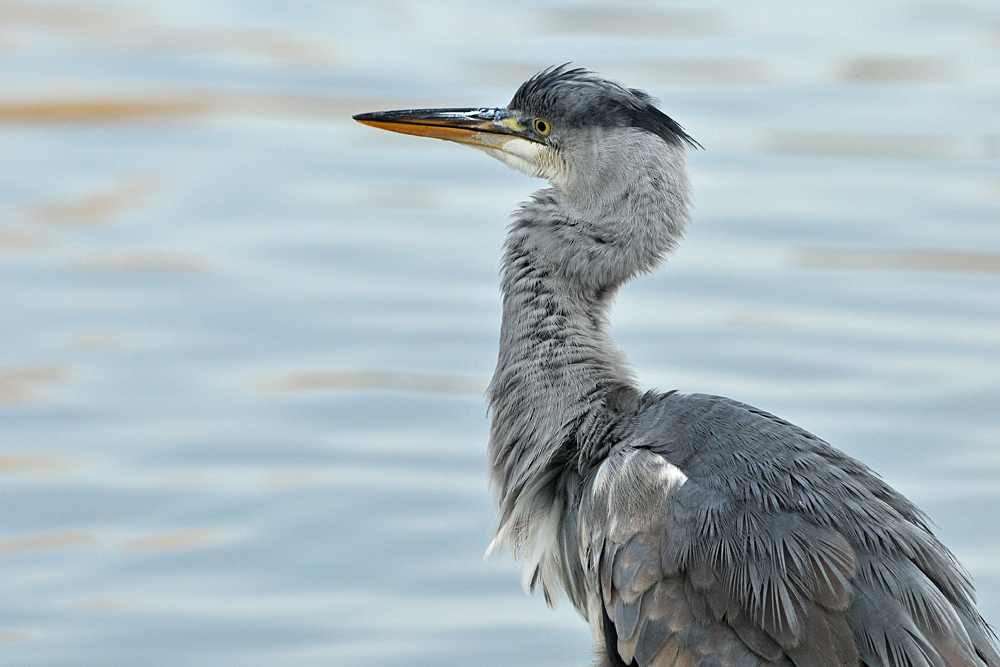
<box><xmin>575</xmin><ymin>393</ymin><xmax>998</xmax><ymax>667</ymax></box>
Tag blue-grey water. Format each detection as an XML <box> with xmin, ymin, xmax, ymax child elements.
<box><xmin>1</xmin><ymin>1</ymin><xmax>999</xmax><ymax>665</ymax></box>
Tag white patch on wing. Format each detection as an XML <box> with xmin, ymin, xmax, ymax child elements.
<box><xmin>520</xmin><ymin>497</ymin><xmax>564</xmax><ymax>596</ymax></box>
<box><xmin>591</xmin><ymin>449</ymin><xmax>687</xmax><ymax>502</ymax></box>
<box><xmin>591</xmin><ymin>454</ymin><xmax>613</xmax><ymax>499</ymax></box>
<box><xmin>654</xmin><ymin>455</ymin><xmax>688</xmax><ymax>488</ymax></box>
<box><xmin>579</xmin><ymin>450</ymin><xmax>688</xmax><ymax>634</ymax></box>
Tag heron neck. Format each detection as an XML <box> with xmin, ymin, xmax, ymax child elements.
<box><xmin>487</xmin><ymin>215</ymin><xmax>635</xmax><ymax>539</ymax></box>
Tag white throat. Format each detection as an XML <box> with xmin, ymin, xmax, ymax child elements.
<box><xmin>471</xmin><ymin>137</ymin><xmax>568</xmax><ymax>188</ymax></box>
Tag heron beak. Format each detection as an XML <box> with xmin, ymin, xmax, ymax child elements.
<box><xmin>352</xmin><ymin>107</ymin><xmax>542</xmax><ymax>149</ymax></box>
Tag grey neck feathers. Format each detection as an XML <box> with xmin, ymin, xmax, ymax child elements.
<box><xmin>486</xmin><ymin>132</ymin><xmax>692</xmax><ymax>556</ymax></box>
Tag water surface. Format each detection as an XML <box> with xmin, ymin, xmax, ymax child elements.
<box><xmin>1</xmin><ymin>1</ymin><xmax>999</xmax><ymax>665</ymax></box>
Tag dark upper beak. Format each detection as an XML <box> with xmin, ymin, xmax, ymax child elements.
<box><xmin>352</xmin><ymin>107</ymin><xmax>542</xmax><ymax>147</ymax></box>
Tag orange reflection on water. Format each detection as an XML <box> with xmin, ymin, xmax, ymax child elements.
<box><xmin>0</xmin><ymin>530</ymin><xmax>98</xmax><ymax>554</ymax></box>
<box><xmin>0</xmin><ymin>630</ymin><xmax>30</xmax><ymax>643</ymax></box>
<box><xmin>68</xmin><ymin>250</ymin><xmax>211</xmax><ymax>274</ymax></box>
<box><xmin>0</xmin><ymin>231</ymin><xmax>50</xmax><ymax>252</ymax></box>
<box><xmin>30</xmin><ymin>182</ymin><xmax>149</xmax><ymax>227</ymax></box>
<box><xmin>68</xmin><ymin>330</ymin><xmax>144</xmax><ymax>351</ymax></box>
<box><xmin>0</xmin><ymin>453</ymin><xmax>66</xmax><ymax>473</ymax></box>
<box><xmin>119</xmin><ymin>529</ymin><xmax>223</xmax><ymax>553</ymax></box>
<box><xmin>265</xmin><ymin>468</ymin><xmax>327</xmax><ymax>489</ymax></box>
<box><xmin>75</xmin><ymin>597</ymin><xmax>130</xmax><ymax>611</ymax></box>
<box><xmin>0</xmin><ymin>364</ymin><xmax>70</xmax><ymax>403</ymax></box>
<box><xmin>0</xmin><ymin>100</ymin><xmax>209</xmax><ymax>124</ymax></box>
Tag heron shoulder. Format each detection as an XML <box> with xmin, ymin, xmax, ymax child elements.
<box><xmin>622</xmin><ymin>392</ymin><xmax>944</xmax><ymax>545</ymax></box>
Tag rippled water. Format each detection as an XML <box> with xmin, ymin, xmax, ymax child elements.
<box><xmin>1</xmin><ymin>1</ymin><xmax>999</xmax><ymax>665</ymax></box>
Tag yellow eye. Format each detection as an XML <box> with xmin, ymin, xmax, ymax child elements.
<box><xmin>533</xmin><ymin>118</ymin><xmax>551</xmax><ymax>136</ymax></box>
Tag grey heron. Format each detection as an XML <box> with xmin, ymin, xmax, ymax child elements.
<box><xmin>353</xmin><ymin>66</ymin><xmax>998</xmax><ymax>667</ymax></box>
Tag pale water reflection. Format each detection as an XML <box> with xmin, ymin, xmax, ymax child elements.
<box><xmin>1</xmin><ymin>0</ymin><xmax>999</xmax><ymax>666</ymax></box>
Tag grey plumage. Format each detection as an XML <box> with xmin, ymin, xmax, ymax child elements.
<box><xmin>353</xmin><ymin>65</ymin><xmax>998</xmax><ymax>667</ymax></box>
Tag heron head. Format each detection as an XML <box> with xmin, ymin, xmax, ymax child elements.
<box><xmin>353</xmin><ymin>65</ymin><xmax>698</xmax><ymax>195</ymax></box>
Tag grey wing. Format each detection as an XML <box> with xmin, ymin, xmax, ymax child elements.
<box><xmin>578</xmin><ymin>394</ymin><xmax>1000</xmax><ymax>667</ymax></box>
